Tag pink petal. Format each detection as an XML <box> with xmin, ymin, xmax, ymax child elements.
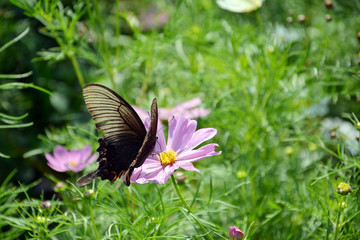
<box><xmin>168</xmin><ymin>116</ymin><xmax>197</xmax><ymax>152</ymax></box>
<box><xmin>47</xmin><ymin>159</ymin><xmax>68</xmax><ymax>172</ymax></box>
<box><xmin>158</xmin><ymin>108</ymin><xmax>172</xmax><ymax>120</ymax></box>
<box><xmin>85</xmin><ymin>153</ymin><xmax>98</xmax><ymax>164</ymax></box>
<box><xmin>45</xmin><ymin>152</ymin><xmax>67</xmax><ymax>172</ymax></box>
<box><xmin>173</xmin><ymin>98</ymin><xmax>201</xmax><ymax>110</ymax></box>
<box><xmin>78</xmin><ymin>145</ymin><xmax>92</xmax><ymax>162</ymax></box>
<box><xmin>183</xmin><ymin>128</ymin><xmax>217</xmax><ymax>152</ymax></box>
<box><xmin>178</xmin><ymin>161</ymin><xmax>200</xmax><ymax>172</ymax></box>
<box><xmin>44</xmin><ymin>153</ymin><xmax>56</xmax><ymax>165</ymax></box>
<box><xmin>69</xmin><ymin>150</ymin><xmax>83</xmax><ymax>163</ymax></box>
<box><xmin>182</xmin><ymin>108</ymin><xmax>210</xmax><ymax>119</ymax></box>
<box><xmin>47</xmin><ymin>164</ymin><xmax>67</xmax><ymax>172</ymax></box>
<box><xmin>53</xmin><ymin>146</ymin><xmax>69</xmax><ymax>163</ymax></box>
<box><xmin>132</xmin><ymin>105</ymin><xmax>150</xmax><ymax>121</ymax></box>
<box><xmin>178</xmin><ymin>144</ymin><xmax>221</xmax><ymax>162</ymax></box>
<box><xmin>155</xmin><ymin>124</ymin><xmax>167</xmax><ymax>153</ymax></box>
<box><xmin>149</xmin><ymin>164</ymin><xmax>178</xmax><ymax>184</ymax></box>
<box><xmin>132</xmin><ymin>164</ymin><xmax>163</xmax><ymax>184</ymax></box>
<box><xmin>130</xmin><ymin>159</ymin><xmax>162</xmax><ymax>182</ymax></box>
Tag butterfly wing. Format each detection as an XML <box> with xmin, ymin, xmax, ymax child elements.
<box><xmin>122</xmin><ymin>98</ymin><xmax>158</xmax><ymax>185</ymax></box>
<box><xmin>76</xmin><ymin>84</ymin><xmax>156</xmax><ymax>187</ymax></box>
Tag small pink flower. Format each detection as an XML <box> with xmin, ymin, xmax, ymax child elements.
<box><xmin>131</xmin><ymin>115</ymin><xmax>221</xmax><ymax>184</ymax></box>
<box><xmin>229</xmin><ymin>226</ymin><xmax>244</xmax><ymax>240</ymax></box>
<box><xmin>133</xmin><ymin>97</ymin><xmax>210</xmax><ymax>121</ymax></box>
<box><xmin>45</xmin><ymin>145</ymin><xmax>97</xmax><ymax>173</ymax></box>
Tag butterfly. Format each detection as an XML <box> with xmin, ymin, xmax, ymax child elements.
<box><xmin>76</xmin><ymin>84</ymin><xmax>158</xmax><ymax>187</ymax></box>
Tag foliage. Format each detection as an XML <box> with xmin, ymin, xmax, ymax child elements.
<box><xmin>0</xmin><ymin>0</ymin><xmax>360</xmax><ymax>239</ymax></box>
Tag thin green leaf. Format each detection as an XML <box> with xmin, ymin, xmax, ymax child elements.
<box><xmin>0</xmin><ymin>82</ymin><xmax>52</xmax><ymax>95</ymax></box>
<box><xmin>0</xmin><ymin>27</ymin><xmax>30</xmax><ymax>54</ymax></box>
<box><xmin>0</xmin><ymin>112</ymin><xmax>28</xmax><ymax>121</ymax></box>
<box><xmin>0</xmin><ymin>122</ymin><xmax>33</xmax><ymax>129</ymax></box>
<box><xmin>0</xmin><ymin>71</ymin><xmax>32</xmax><ymax>79</ymax></box>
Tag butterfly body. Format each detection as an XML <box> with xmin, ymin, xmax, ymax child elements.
<box><xmin>76</xmin><ymin>84</ymin><xmax>158</xmax><ymax>187</ymax></box>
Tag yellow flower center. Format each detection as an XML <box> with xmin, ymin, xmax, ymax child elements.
<box><xmin>69</xmin><ymin>160</ymin><xmax>78</xmax><ymax>167</ymax></box>
<box><xmin>158</xmin><ymin>149</ymin><xmax>177</xmax><ymax>166</ymax></box>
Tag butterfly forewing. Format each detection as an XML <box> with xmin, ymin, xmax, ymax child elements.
<box><xmin>76</xmin><ymin>84</ymin><xmax>158</xmax><ymax>187</ymax></box>
<box><xmin>83</xmin><ymin>84</ymin><xmax>146</xmax><ymax>142</ymax></box>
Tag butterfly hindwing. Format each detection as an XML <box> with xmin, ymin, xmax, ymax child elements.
<box><xmin>76</xmin><ymin>84</ymin><xmax>158</xmax><ymax>187</ymax></box>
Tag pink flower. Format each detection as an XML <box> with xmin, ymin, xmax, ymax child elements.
<box><xmin>131</xmin><ymin>115</ymin><xmax>221</xmax><ymax>184</ymax></box>
<box><xmin>133</xmin><ymin>97</ymin><xmax>210</xmax><ymax>121</ymax></box>
<box><xmin>229</xmin><ymin>226</ymin><xmax>244</xmax><ymax>240</ymax></box>
<box><xmin>45</xmin><ymin>145</ymin><xmax>97</xmax><ymax>173</ymax></box>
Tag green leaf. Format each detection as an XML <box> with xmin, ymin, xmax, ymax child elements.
<box><xmin>0</xmin><ymin>82</ymin><xmax>53</xmax><ymax>95</ymax></box>
<box><xmin>0</xmin><ymin>27</ymin><xmax>30</xmax><ymax>54</ymax></box>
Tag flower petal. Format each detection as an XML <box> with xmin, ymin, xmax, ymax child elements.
<box><xmin>173</xmin><ymin>97</ymin><xmax>201</xmax><ymax>110</ymax></box>
<box><xmin>182</xmin><ymin>108</ymin><xmax>210</xmax><ymax>119</ymax></box>
<box><xmin>78</xmin><ymin>145</ymin><xmax>92</xmax><ymax>162</ymax></box>
<box><xmin>183</xmin><ymin>128</ymin><xmax>217</xmax><ymax>152</ymax></box>
<box><xmin>46</xmin><ymin>145</ymin><xmax>97</xmax><ymax>173</ymax></box>
<box><xmin>158</xmin><ymin>108</ymin><xmax>172</xmax><ymax>120</ymax></box>
<box><xmin>53</xmin><ymin>146</ymin><xmax>69</xmax><ymax>163</ymax></box>
<box><xmin>132</xmin><ymin>105</ymin><xmax>150</xmax><ymax>121</ymax></box>
<box><xmin>178</xmin><ymin>144</ymin><xmax>221</xmax><ymax>162</ymax></box>
<box><xmin>168</xmin><ymin>115</ymin><xmax>197</xmax><ymax>152</ymax></box>
<box><xmin>85</xmin><ymin>153</ymin><xmax>98</xmax><ymax>164</ymax></box>
<box><xmin>178</xmin><ymin>161</ymin><xmax>200</xmax><ymax>172</ymax></box>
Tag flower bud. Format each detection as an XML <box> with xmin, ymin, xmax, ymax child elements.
<box><xmin>54</xmin><ymin>182</ymin><xmax>65</xmax><ymax>192</ymax></box>
<box><xmin>339</xmin><ymin>201</ymin><xmax>347</xmax><ymax>209</ymax></box>
<box><xmin>40</xmin><ymin>200</ymin><xmax>53</xmax><ymax>210</ymax></box>
<box><xmin>330</xmin><ymin>131</ymin><xmax>336</xmax><ymax>139</ymax></box>
<box><xmin>236</xmin><ymin>170</ymin><xmax>247</xmax><ymax>179</ymax></box>
<box><xmin>325</xmin><ymin>14</ymin><xmax>332</xmax><ymax>22</ymax></box>
<box><xmin>297</xmin><ymin>14</ymin><xmax>306</xmax><ymax>23</ymax></box>
<box><xmin>175</xmin><ymin>171</ymin><xmax>186</xmax><ymax>183</ymax></box>
<box><xmin>337</xmin><ymin>182</ymin><xmax>352</xmax><ymax>195</ymax></box>
<box><xmin>285</xmin><ymin>146</ymin><xmax>294</xmax><ymax>155</ymax></box>
<box><xmin>286</xmin><ymin>17</ymin><xmax>293</xmax><ymax>24</ymax></box>
<box><xmin>36</xmin><ymin>216</ymin><xmax>47</xmax><ymax>224</ymax></box>
<box><xmin>229</xmin><ymin>226</ymin><xmax>244</xmax><ymax>240</ymax></box>
<box><xmin>84</xmin><ymin>189</ymin><xmax>95</xmax><ymax>198</ymax></box>
<box><xmin>324</xmin><ymin>0</ymin><xmax>333</xmax><ymax>9</ymax></box>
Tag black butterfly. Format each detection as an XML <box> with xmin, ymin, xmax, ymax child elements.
<box><xmin>76</xmin><ymin>84</ymin><xmax>158</xmax><ymax>187</ymax></box>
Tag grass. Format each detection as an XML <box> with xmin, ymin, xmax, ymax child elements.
<box><xmin>1</xmin><ymin>0</ymin><xmax>360</xmax><ymax>239</ymax></box>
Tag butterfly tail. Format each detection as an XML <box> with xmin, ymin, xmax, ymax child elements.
<box><xmin>120</xmin><ymin>160</ymin><xmax>137</xmax><ymax>186</ymax></box>
<box><xmin>76</xmin><ymin>170</ymin><xmax>99</xmax><ymax>187</ymax></box>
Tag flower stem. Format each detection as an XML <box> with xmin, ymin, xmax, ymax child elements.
<box><xmin>171</xmin><ymin>175</ymin><xmax>213</xmax><ymax>240</ymax></box>
<box><xmin>69</xmin><ymin>54</ymin><xmax>85</xmax><ymax>88</ymax></box>
<box><xmin>89</xmin><ymin>201</ymin><xmax>99</xmax><ymax>240</ymax></box>
<box><xmin>333</xmin><ymin>196</ymin><xmax>344</xmax><ymax>240</ymax></box>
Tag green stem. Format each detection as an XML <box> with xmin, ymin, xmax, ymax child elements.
<box><xmin>333</xmin><ymin>196</ymin><xmax>344</xmax><ymax>240</ymax></box>
<box><xmin>89</xmin><ymin>201</ymin><xmax>99</xmax><ymax>240</ymax></box>
<box><xmin>69</xmin><ymin>54</ymin><xmax>85</xmax><ymax>88</ymax></box>
<box><xmin>171</xmin><ymin>175</ymin><xmax>213</xmax><ymax>240</ymax></box>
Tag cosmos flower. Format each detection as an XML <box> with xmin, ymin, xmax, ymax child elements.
<box><xmin>45</xmin><ymin>145</ymin><xmax>97</xmax><ymax>173</ymax></box>
<box><xmin>133</xmin><ymin>97</ymin><xmax>210</xmax><ymax>121</ymax></box>
<box><xmin>131</xmin><ymin>115</ymin><xmax>221</xmax><ymax>184</ymax></box>
<box><xmin>229</xmin><ymin>226</ymin><xmax>244</xmax><ymax>240</ymax></box>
